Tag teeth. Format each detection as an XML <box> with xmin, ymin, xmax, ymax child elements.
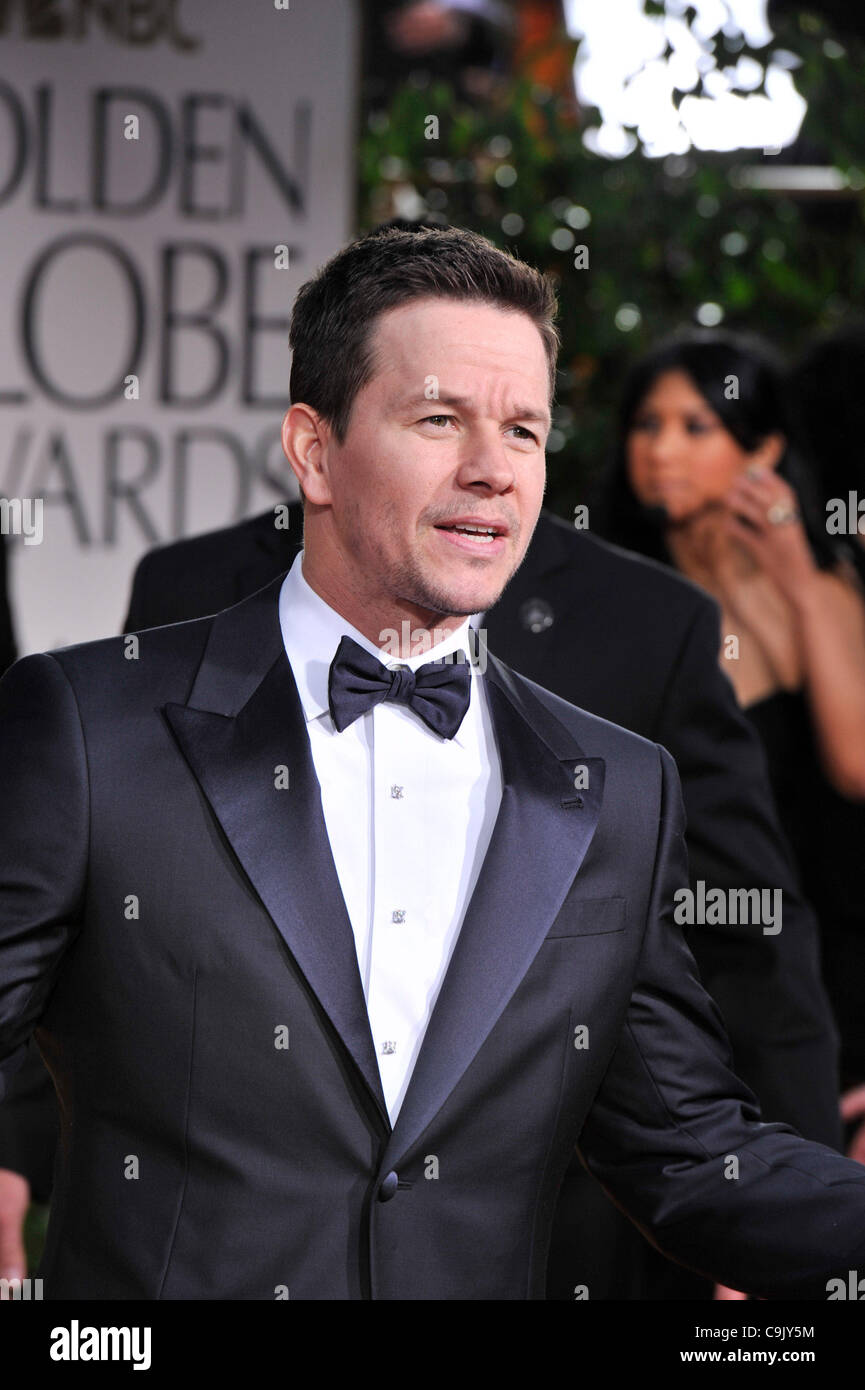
<box><xmin>453</xmin><ymin>525</ymin><xmax>496</xmax><ymax>535</ymax></box>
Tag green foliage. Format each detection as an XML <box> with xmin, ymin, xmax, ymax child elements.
<box><xmin>357</xmin><ymin>8</ymin><xmax>865</xmax><ymax>517</ymax></box>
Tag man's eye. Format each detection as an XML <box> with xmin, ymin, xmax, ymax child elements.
<box><xmin>419</xmin><ymin>416</ymin><xmax>538</xmax><ymax>441</ymax></box>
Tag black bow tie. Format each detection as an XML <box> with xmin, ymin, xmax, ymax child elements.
<box><xmin>327</xmin><ymin>634</ymin><xmax>472</xmax><ymax>740</ymax></box>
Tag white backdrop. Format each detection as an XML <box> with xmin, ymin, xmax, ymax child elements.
<box><xmin>0</xmin><ymin>0</ymin><xmax>359</xmax><ymax>651</ymax></box>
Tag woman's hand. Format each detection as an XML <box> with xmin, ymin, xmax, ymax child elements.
<box><xmin>841</xmin><ymin>1085</ymin><xmax>865</xmax><ymax>1165</ymax></box>
<box><xmin>722</xmin><ymin>467</ymin><xmax>819</xmax><ymax>605</ymax></box>
<box><xmin>0</xmin><ymin>1169</ymin><xmax>29</xmax><ymax>1291</ymax></box>
<box><xmin>721</xmin><ymin>467</ymin><xmax>865</xmax><ymax>797</ymax></box>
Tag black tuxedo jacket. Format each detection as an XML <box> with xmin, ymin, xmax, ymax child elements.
<box><xmin>120</xmin><ymin>506</ymin><xmax>840</xmax><ymax>1145</ymax></box>
<box><xmin>0</xmin><ymin>536</ymin><xmax>14</xmax><ymax>677</ymax></box>
<box><xmin>1</xmin><ymin>575</ymin><xmax>864</xmax><ymax>1300</ymax></box>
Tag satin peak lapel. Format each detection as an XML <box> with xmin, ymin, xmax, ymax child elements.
<box><xmin>161</xmin><ymin>577</ymin><xmax>389</xmax><ymax>1126</ymax></box>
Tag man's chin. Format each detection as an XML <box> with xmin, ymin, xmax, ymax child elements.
<box><xmin>420</xmin><ymin>578</ymin><xmax>510</xmax><ymax>620</ymax></box>
<box><xmin>396</xmin><ymin>544</ymin><xmax>521</xmax><ymax>620</ymax></box>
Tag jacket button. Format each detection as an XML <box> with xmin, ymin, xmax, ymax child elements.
<box><xmin>378</xmin><ymin>1171</ymin><xmax>399</xmax><ymax>1202</ymax></box>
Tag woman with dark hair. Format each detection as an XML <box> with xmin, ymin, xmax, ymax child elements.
<box><xmin>601</xmin><ymin>329</ymin><xmax>865</xmax><ymax>794</ymax></box>
<box><xmin>597</xmin><ymin>329</ymin><xmax>865</xmax><ymax>1158</ymax></box>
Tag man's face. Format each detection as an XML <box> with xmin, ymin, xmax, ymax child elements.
<box><xmin>312</xmin><ymin>296</ymin><xmax>551</xmax><ymax>621</ymax></box>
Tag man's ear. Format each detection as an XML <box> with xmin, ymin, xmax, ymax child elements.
<box><xmin>281</xmin><ymin>404</ymin><xmax>332</xmax><ymax>506</ymax></box>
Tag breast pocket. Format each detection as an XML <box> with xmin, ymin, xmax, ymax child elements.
<box><xmin>545</xmin><ymin>896</ymin><xmax>627</xmax><ymax>939</ymax></box>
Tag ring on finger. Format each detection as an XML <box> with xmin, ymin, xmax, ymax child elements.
<box><xmin>766</xmin><ymin>502</ymin><xmax>799</xmax><ymax>525</ymax></box>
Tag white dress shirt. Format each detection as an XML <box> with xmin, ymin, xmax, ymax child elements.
<box><xmin>278</xmin><ymin>552</ymin><xmax>503</xmax><ymax>1123</ymax></box>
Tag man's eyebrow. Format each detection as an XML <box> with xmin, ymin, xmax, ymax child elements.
<box><xmin>396</xmin><ymin>392</ymin><xmax>551</xmax><ymax>428</ymax></box>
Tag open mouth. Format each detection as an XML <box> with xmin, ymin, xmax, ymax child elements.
<box><xmin>434</xmin><ymin>524</ymin><xmax>508</xmax><ymax>556</ymax></box>
<box><xmin>434</xmin><ymin>521</ymin><xmax>508</xmax><ymax>546</ymax></box>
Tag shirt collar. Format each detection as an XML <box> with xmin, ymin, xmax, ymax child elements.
<box><xmin>278</xmin><ymin>550</ymin><xmax>484</xmax><ymax>747</ymax></box>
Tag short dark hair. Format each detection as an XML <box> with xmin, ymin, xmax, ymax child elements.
<box><xmin>288</xmin><ymin>225</ymin><xmax>560</xmax><ymax>455</ymax></box>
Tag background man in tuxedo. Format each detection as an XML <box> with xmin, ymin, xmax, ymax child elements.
<box><xmin>2</xmin><ymin>225</ymin><xmax>865</xmax><ymax>1300</ymax></box>
<box><xmin>0</xmin><ymin>537</ymin><xmax>51</xmax><ymax>1292</ymax></box>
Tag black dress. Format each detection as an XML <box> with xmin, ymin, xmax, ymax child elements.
<box><xmin>745</xmin><ymin>688</ymin><xmax>865</xmax><ymax>1093</ymax></box>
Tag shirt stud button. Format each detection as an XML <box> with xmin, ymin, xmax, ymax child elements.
<box><xmin>392</xmin><ymin>909</ymin><xmax>406</xmax><ymax>923</ymax></box>
<box><xmin>390</xmin><ymin>785</ymin><xmax>404</xmax><ymax>799</ymax></box>
<box><xmin>381</xmin><ymin>1040</ymin><xmax>397</xmax><ymax>1055</ymax></box>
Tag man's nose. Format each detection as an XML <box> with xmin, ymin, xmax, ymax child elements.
<box><xmin>457</xmin><ymin>430</ymin><xmax>517</xmax><ymax>490</ymax></box>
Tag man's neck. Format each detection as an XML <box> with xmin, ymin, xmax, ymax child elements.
<box><xmin>300</xmin><ymin>554</ymin><xmax>469</xmax><ymax>658</ymax></box>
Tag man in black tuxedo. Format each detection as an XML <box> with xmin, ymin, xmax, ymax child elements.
<box><xmin>5</xmin><ymin>525</ymin><xmax>846</xmax><ymax>1302</ymax></box>
<box><xmin>2</xmin><ymin>225</ymin><xmax>864</xmax><ymax>1300</ymax></box>
<box><xmin>119</xmin><ymin>503</ymin><xmax>847</xmax><ymax>1300</ymax></box>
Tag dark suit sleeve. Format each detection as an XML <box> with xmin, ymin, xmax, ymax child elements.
<box><xmin>0</xmin><ymin>555</ymin><xmax>61</xmax><ymax>1196</ymax></box>
<box><xmin>0</xmin><ymin>655</ymin><xmax>88</xmax><ymax>1095</ymax></box>
<box><xmin>653</xmin><ymin>599</ymin><xmax>842</xmax><ymax>1150</ymax></box>
<box><xmin>0</xmin><ymin>1047</ymin><xmax>58</xmax><ymax>1200</ymax></box>
<box><xmin>123</xmin><ymin>550</ymin><xmax>156</xmax><ymax>633</ymax></box>
<box><xmin>578</xmin><ymin>745</ymin><xmax>865</xmax><ymax>1299</ymax></box>
<box><xmin>0</xmin><ymin>535</ymin><xmax>17</xmax><ymax>676</ymax></box>
<box><xmin>123</xmin><ymin>545</ymin><xmax>225</xmax><ymax>632</ymax></box>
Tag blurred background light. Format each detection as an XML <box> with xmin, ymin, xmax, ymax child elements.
<box><xmin>563</xmin><ymin>0</ymin><xmax>806</xmax><ymax>156</ymax></box>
